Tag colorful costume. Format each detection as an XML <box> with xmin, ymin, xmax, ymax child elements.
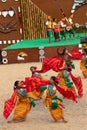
<box><xmin>52</xmin><ymin>21</ymin><xmax>60</xmax><ymax>42</ymax></box>
<box><xmin>58</xmin><ymin>70</ymin><xmax>76</xmax><ymax>94</ymax></box>
<box><xmin>36</xmin><ymin>51</ymin><xmax>83</xmax><ymax>99</ymax></box>
<box><xmin>46</xmin><ymin>17</ymin><xmax>52</xmax><ymax>43</ymax></box>
<box><xmin>3</xmin><ymin>88</ymin><xmax>36</xmax><ymax>121</ymax></box>
<box><xmin>25</xmin><ymin>76</ymin><xmax>49</xmax><ymax>99</ymax></box>
<box><xmin>25</xmin><ymin>75</ymin><xmax>77</xmax><ymax>102</ymax></box>
<box><xmin>80</xmin><ymin>54</ymin><xmax>87</xmax><ymax>78</ymax></box>
<box><xmin>32</xmin><ymin>72</ymin><xmax>42</xmax><ymax>78</ymax></box>
<box><xmin>64</xmin><ymin>53</ymin><xmax>75</xmax><ymax>69</ymax></box>
<box><xmin>62</xmin><ymin>52</ymin><xmax>83</xmax><ymax>98</ymax></box>
<box><xmin>43</xmin><ymin>84</ymin><xmax>64</xmax><ymax>121</ymax></box>
<box><xmin>66</xmin><ymin>17</ymin><xmax>75</xmax><ymax>38</ymax></box>
<box><xmin>59</xmin><ymin>20</ymin><xmax>66</xmax><ymax>40</ymax></box>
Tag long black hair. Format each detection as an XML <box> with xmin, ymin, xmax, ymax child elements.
<box><xmin>84</xmin><ymin>48</ymin><xmax>87</xmax><ymax>54</ymax></box>
<box><xmin>50</xmin><ymin>76</ymin><xmax>59</xmax><ymax>85</ymax></box>
<box><xmin>57</xmin><ymin>48</ymin><xmax>67</xmax><ymax>57</ymax></box>
<box><xmin>14</xmin><ymin>80</ymin><xmax>20</xmax><ymax>89</ymax></box>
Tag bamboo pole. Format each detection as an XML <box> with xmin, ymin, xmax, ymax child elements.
<box><xmin>21</xmin><ymin>0</ymin><xmax>47</xmax><ymax>40</ymax></box>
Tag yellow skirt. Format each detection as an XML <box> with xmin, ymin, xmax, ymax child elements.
<box><xmin>29</xmin><ymin>90</ymin><xmax>43</xmax><ymax>99</ymax></box>
<box><xmin>13</xmin><ymin>96</ymin><xmax>31</xmax><ymax>121</ymax></box>
<box><xmin>80</xmin><ymin>60</ymin><xmax>87</xmax><ymax>78</ymax></box>
<box><xmin>58</xmin><ymin>72</ymin><xmax>67</xmax><ymax>90</ymax></box>
<box><xmin>50</xmin><ymin>106</ymin><xmax>63</xmax><ymax>121</ymax></box>
<box><xmin>58</xmin><ymin>72</ymin><xmax>76</xmax><ymax>94</ymax></box>
<box><xmin>44</xmin><ymin>95</ymin><xmax>64</xmax><ymax>121</ymax></box>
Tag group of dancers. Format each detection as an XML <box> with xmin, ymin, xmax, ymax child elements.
<box><xmin>3</xmin><ymin>47</ymin><xmax>87</xmax><ymax>123</ymax></box>
<box><xmin>46</xmin><ymin>15</ymin><xmax>75</xmax><ymax>43</ymax></box>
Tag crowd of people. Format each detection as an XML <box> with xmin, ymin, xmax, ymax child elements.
<box><xmin>45</xmin><ymin>15</ymin><xmax>75</xmax><ymax>43</ymax></box>
<box><xmin>3</xmin><ymin>48</ymin><xmax>87</xmax><ymax>123</ymax></box>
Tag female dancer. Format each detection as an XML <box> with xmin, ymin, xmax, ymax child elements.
<box><xmin>43</xmin><ymin>76</ymin><xmax>67</xmax><ymax>123</ymax></box>
<box><xmin>80</xmin><ymin>49</ymin><xmax>87</xmax><ymax>78</ymax></box>
<box><xmin>3</xmin><ymin>80</ymin><xmax>36</xmax><ymax>122</ymax></box>
<box><xmin>30</xmin><ymin>66</ymin><xmax>42</xmax><ymax>78</ymax></box>
<box><xmin>57</xmin><ymin>48</ymin><xmax>83</xmax><ymax>98</ymax></box>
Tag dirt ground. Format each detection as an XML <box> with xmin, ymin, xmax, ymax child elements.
<box><xmin>0</xmin><ymin>61</ymin><xmax>87</xmax><ymax>130</ymax></box>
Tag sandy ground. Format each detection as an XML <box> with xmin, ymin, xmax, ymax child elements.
<box><xmin>0</xmin><ymin>61</ymin><xmax>87</xmax><ymax>130</ymax></box>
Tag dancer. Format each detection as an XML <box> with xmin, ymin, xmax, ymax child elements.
<box><xmin>36</xmin><ymin>48</ymin><xmax>83</xmax><ymax>98</ymax></box>
<box><xmin>57</xmin><ymin>48</ymin><xmax>83</xmax><ymax>98</ymax></box>
<box><xmin>30</xmin><ymin>66</ymin><xmax>42</xmax><ymax>78</ymax></box>
<box><xmin>66</xmin><ymin>14</ymin><xmax>75</xmax><ymax>38</ymax></box>
<box><xmin>59</xmin><ymin>18</ymin><xmax>66</xmax><ymax>40</ymax></box>
<box><xmin>29</xmin><ymin>66</ymin><xmax>48</xmax><ymax>99</ymax></box>
<box><xmin>58</xmin><ymin>64</ymin><xmax>76</xmax><ymax>95</ymax></box>
<box><xmin>46</xmin><ymin>16</ymin><xmax>52</xmax><ymax>43</ymax></box>
<box><xmin>3</xmin><ymin>81</ymin><xmax>36</xmax><ymax>122</ymax></box>
<box><xmin>61</xmin><ymin>48</ymin><xmax>75</xmax><ymax>69</ymax></box>
<box><xmin>80</xmin><ymin>49</ymin><xmax>87</xmax><ymax>78</ymax></box>
<box><xmin>52</xmin><ymin>18</ymin><xmax>60</xmax><ymax>42</ymax></box>
<box><xmin>43</xmin><ymin>76</ymin><xmax>67</xmax><ymax>122</ymax></box>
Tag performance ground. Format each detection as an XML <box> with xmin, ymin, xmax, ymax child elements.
<box><xmin>0</xmin><ymin>61</ymin><xmax>87</xmax><ymax>130</ymax></box>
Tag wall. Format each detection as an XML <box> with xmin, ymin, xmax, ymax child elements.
<box><xmin>0</xmin><ymin>0</ymin><xmax>23</xmax><ymax>50</ymax></box>
<box><xmin>21</xmin><ymin>0</ymin><xmax>47</xmax><ymax>40</ymax></box>
<box><xmin>1</xmin><ymin>45</ymin><xmax>78</xmax><ymax>64</ymax></box>
<box><xmin>32</xmin><ymin>0</ymin><xmax>87</xmax><ymax>24</ymax></box>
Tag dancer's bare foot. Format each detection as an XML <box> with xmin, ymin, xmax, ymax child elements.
<box><xmin>8</xmin><ymin>119</ymin><xmax>25</xmax><ymax>123</ymax></box>
<box><xmin>62</xmin><ymin>118</ymin><xmax>68</xmax><ymax>123</ymax></box>
<box><xmin>54</xmin><ymin>119</ymin><xmax>58</xmax><ymax>122</ymax></box>
<box><xmin>7</xmin><ymin>120</ymin><xmax>13</xmax><ymax>123</ymax></box>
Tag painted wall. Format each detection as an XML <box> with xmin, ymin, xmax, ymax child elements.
<box><xmin>2</xmin><ymin>45</ymin><xmax>78</xmax><ymax>64</ymax></box>
<box><xmin>32</xmin><ymin>0</ymin><xmax>87</xmax><ymax>24</ymax></box>
<box><xmin>0</xmin><ymin>0</ymin><xmax>23</xmax><ymax>49</ymax></box>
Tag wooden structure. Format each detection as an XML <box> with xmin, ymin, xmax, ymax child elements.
<box><xmin>21</xmin><ymin>0</ymin><xmax>47</xmax><ymax>39</ymax></box>
<box><xmin>2</xmin><ymin>45</ymin><xmax>78</xmax><ymax>64</ymax></box>
<box><xmin>2</xmin><ymin>37</ymin><xmax>79</xmax><ymax>64</ymax></box>
<box><xmin>32</xmin><ymin>0</ymin><xmax>87</xmax><ymax>24</ymax></box>
<box><xmin>0</xmin><ymin>0</ymin><xmax>23</xmax><ymax>49</ymax></box>
<box><xmin>0</xmin><ymin>0</ymin><xmax>23</xmax><ymax>63</ymax></box>
<box><xmin>0</xmin><ymin>0</ymin><xmax>87</xmax><ymax>64</ymax></box>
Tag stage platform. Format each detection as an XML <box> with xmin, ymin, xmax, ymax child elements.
<box><xmin>2</xmin><ymin>33</ymin><xmax>86</xmax><ymax>64</ymax></box>
<box><xmin>3</xmin><ymin>33</ymin><xmax>86</xmax><ymax>50</ymax></box>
